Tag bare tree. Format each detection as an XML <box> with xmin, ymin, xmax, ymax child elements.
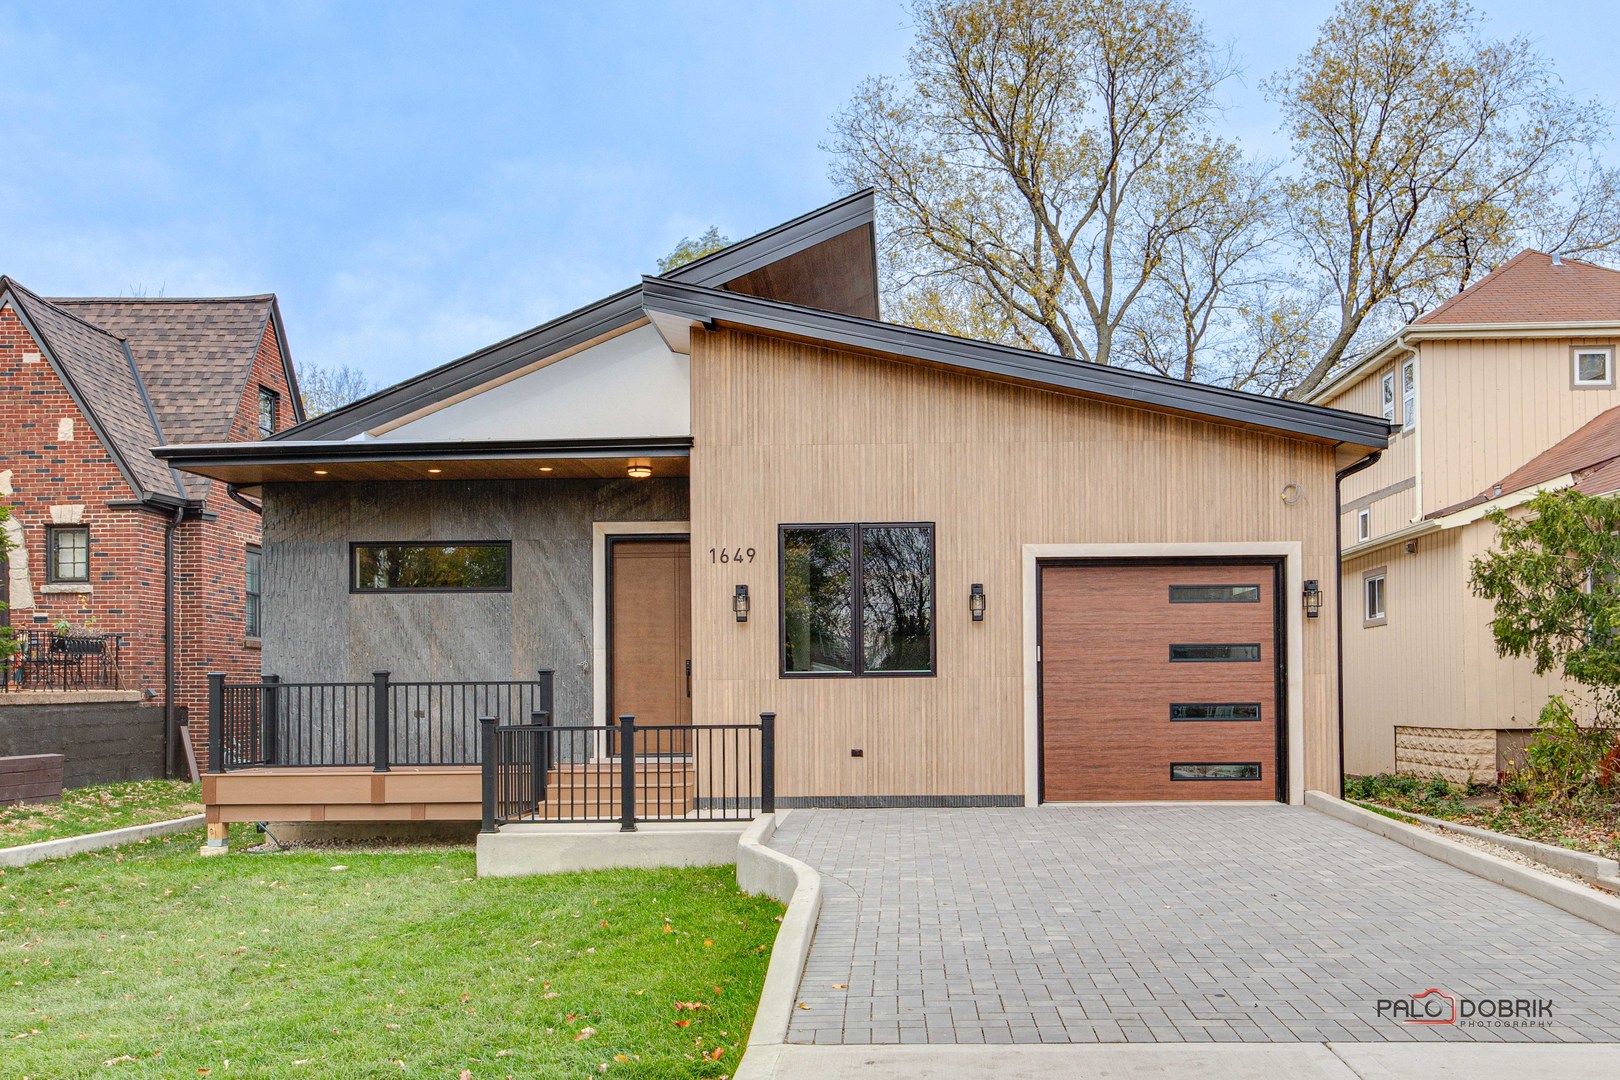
<box><xmin>296</xmin><ymin>362</ymin><xmax>379</xmax><ymax>418</ymax></box>
<box><xmin>828</xmin><ymin>0</ymin><xmax>1244</xmax><ymax>369</ymax></box>
<box><xmin>1268</xmin><ymin>0</ymin><xmax>1614</xmax><ymax>399</ymax></box>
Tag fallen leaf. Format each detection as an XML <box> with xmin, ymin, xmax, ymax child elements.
<box><xmin>833</xmin><ymin>984</ymin><xmax>847</xmax><ymax>990</ymax></box>
<box><xmin>575</xmin><ymin>1026</ymin><xmax>596</xmax><ymax>1041</ymax></box>
<box><xmin>703</xmin><ymin>939</ymin><xmax>714</xmax><ymax>948</ymax></box>
<box><xmin>615</xmin><ymin>1054</ymin><xmax>630</xmax><ymax>1063</ymax></box>
<box><xmin>460</xmin><ymin>1071</ymin><xmax>472</xmax><ymax>1080</ymax></box>
<box><xmin>797</xmin><ymin>1002</ymin><xmax>811</xmax><ymax>1010</ymax></box>
<box><xmin>674</xmin><ymin>1019</ymin><xmax>690</xmax><ymax>1028</ymax></box>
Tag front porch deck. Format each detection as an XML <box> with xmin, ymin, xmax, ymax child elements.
<box><xmin>203</xmin><ymin>765</ymin><xmax>482</xmax><ymax>824</ymax></box>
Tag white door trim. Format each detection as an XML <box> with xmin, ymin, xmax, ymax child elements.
<box><xmin>592</xmin><ymin>521</ymin><xmax>691</xmax><ymax>727</ymax></box>
<box><xmin>1022</xmin><ymin>541</ymin><xmax>1306</xmax><ymax>807</ymax></box>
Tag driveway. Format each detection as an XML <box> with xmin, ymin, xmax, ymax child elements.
<box><xmin>768</xmin><ymin>805</ymin><xmax>1620</xmax><ymax>1045</ymax></box>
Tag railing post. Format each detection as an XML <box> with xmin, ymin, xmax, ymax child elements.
<box><xmin>479</xmin><ymin>715</ymin><xmax>498</xmax><ymax>834</ymax></box>
<box><xmin>760</xmin><ymin>711</ymin><xmax>776</xmax><ymax>815</ymax></box>
<box><xmin>372</xmin><ymin>669</ymin><xmax>392</xmax><ymax>773</ymax></box>
<box><xmin>537</xmin><ymin>669</ymin><xmax>554</xmax><ymax>719</ymax></box>
<box><xmin>206</xmin><ymin>672</ymin><xmax>226</xmax><ymax>774</ymax></box>
<box><xmin>261</xmin><ymin>674</ymin><xmax>280</xmax><ymax>766</ymax></box>
<box><xmin>618</xmin><ymin>714</ymin><xmax>637</xmax><ymax>832</ymax></box>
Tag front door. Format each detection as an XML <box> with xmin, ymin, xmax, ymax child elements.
<box><xmin>608</xmin><ymin>536</ymin><xmax>692</xmax><ymax>754</ymax></box>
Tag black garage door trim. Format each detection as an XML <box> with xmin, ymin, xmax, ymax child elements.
<box><xmin>1035</xmin><ymin>555</ymin><xmax>1288</xmax><ymax>804</ymax></box>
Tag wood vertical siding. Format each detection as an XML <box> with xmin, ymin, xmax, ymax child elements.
<box><xmin>1422</xmin><ymin>336</ymin><xmax>1620</xmax><ymax>515</ymax></box>
<box><xmin>687</xmin><ymin>328</ymin><xmax>1344</xmax><ymax>800</ymax></box>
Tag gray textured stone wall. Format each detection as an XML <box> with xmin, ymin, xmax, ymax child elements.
<box><xmin>0</xmin><ymin>701</ymin><xmax>164</xmax><ymax>787</ymax></box>
<box><xmin>260</xmin><ymin>479</ymin><xmax>687</xmax><ymax>727</ymax></box>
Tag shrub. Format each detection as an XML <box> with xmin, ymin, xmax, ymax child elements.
<box><xmin>1523</xmin><ymin>695</ymin><xmax>1618</xmax><ymax>799</ymax></box>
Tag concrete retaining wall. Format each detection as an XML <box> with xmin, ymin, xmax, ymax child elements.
<box><xmin>1394</xmin><ymin>725</ymin><xmax>1496</xmax><ymax>785</ymax></box>
<box><xmin>0</xmin><ymin>693</ymin><xmax>161</xmax><ymax>787</ymax></box>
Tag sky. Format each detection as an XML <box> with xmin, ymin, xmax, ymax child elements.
<box><xmin>3</xmin><ymin>1</ymin><xmax>1618</xmax><ymax>389</ymax></box>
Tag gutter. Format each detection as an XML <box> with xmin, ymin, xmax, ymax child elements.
<box><xmin>1334</xmin><ymin>449</ymin><xmax>1383</xmax><ymax>797</ymax></box>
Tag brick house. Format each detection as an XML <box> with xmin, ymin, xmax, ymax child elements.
<box><xmin>0</xmin><ymin>276</ymin><xmax>302</xmax><ymax>774</ymax></box>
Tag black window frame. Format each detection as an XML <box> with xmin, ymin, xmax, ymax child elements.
<box><xmin>257</xmin><ymin>386</ymin><xmax>280</xmax><ymax>439</ymax></box>
<box><xmin>1168</xmin><ymin>643</ymin><xmax>1262</xmax><ymax>663</ymax></box>
<box><xmin>1168</xmin><ymin>584</ymin><xmax>1261</xmax><ymax>604</ymax></box>
<box><xmin>1171</xmin><ymin>762</ymin><xmax>1264</xmax><ymax>782</ymax></box>
<box><xmin>349</xmin><ymin>541</ymin><xmax>513</xmax><ymax>594</ymax></box>
<box><xmin>1170</xmin><ymin>703</ymin><xmax>1262</xmax><ymax>722</ymax></box>
<box><xmin>778</xmin><ymin>521</ymin><xmax>937</xmax><ymax>678</ymax></box>
<box><xmin>245</xmin><ymin>544</ymin><xmax>262</xmax><ymax>639</ymax></box>
<box><xmin>45</xmin><ymin>524</ymin><xmax>90</xmax><ymax>584</ymax></box>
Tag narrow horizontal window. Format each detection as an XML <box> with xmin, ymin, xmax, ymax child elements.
<box><xmin>1172</xmin><ymin>762</ymin><xmax>1262</xmax><ymax>781</ymax></box>
<box><xmin>351</xmin><ymin>543</ymin><xmax>511</xmax><ymax>592</ymax></box>
<box><xmin>1168</xmin><ymin>584</ymin><xmax>1260</xmax><ymax>603</ymax></box>
<box><xmin>1169</xmin><ymin>643</ymin><xmax>1261</xmax><ymax>662</ymax></box>
<box><xmin>1170</xmin><ymin>703</ymin><xmax>1262</xmax><ymax>721</ymax></box>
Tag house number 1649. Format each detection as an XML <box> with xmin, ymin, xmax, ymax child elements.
<box><xmin>709</xmin><ymin>547</ymin><xmax>756</xmax><ymax>564</ymax></box>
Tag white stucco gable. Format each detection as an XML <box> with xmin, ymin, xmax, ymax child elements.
<box><xmin>374</xmin><ymin>323</ymin><xmax>689</xmax><ymax>441</ymax></box>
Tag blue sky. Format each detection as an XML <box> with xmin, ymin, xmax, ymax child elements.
<box><xmin>3</xmin><ymin>1</ymin><xmax>1616</xmax><ymax>388</ymax></box>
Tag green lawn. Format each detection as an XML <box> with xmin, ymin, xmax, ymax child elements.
<box><xmin>1</xmin><ymin>826</ymin><xmax>782</xmax><ymax>1078</ymax></box>
<box><xmin>0</xmin><ymin>780</ymin><xmax>202</xmax><ymax>849</ymax></box>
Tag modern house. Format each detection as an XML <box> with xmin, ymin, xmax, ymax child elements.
<box><xmin>1311</xmin><ymin>251</ymin><xmax>1620</xmax><ymax>783</ymax></box>
<box><xmin>156</xmin><ymin>192</ymin><xmax>1391</xmax><ymax>834</ymax></box>
<box><xmin>0</xmin><ymin>277</ymin><xmax>303</xmax><ymax>780</ymax></box>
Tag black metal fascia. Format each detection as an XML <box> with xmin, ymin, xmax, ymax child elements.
<box><xmin>153</xmin><ymin>435</ymin><xmax>694</xmax><ymax>470</ymax></box>
<box><xmin>274</xmin><ymin>287</ymin><xmax>649</xmax><ymax>442</ymax></box>
<box><xmin>664</xmin><ymin>189</ymin><xmax>875</xmax><ymax>287</ymax></box>
<box><xmin>639</xmin><ymin>278</ymin><xmax>1395</xmax><ymax>449</ymax></box>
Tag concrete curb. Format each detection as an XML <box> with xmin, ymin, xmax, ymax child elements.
<box><xmin>735</xmin><ymin>812</ymin><xmax>823</xmax><ymax>1080</ymax></box>
<box><xmin>1307</xmin><ymin>790</ymin><xmax>1620</xmax><ymax>935</ymax></box>
<box><xmin>0</xmin><ymin>814</ymin><xmax>206</xmax><ymax>868</ymax></box>
<box><xmin>1368</xmin><ymin>802</ymin><xmax>1620</xmax><ymax>881</ymax></box>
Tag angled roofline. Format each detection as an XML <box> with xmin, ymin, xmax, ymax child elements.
<box><xmin>639</xmin><ymin>277</ymin><xmax>1393</xmax><ymax>450</ymax></box>
<box><xmin>0</xmin><ymin>279</ymin><xmax>186</xmax><ymax>507</ymax></box>
<box><xmin>268</xmin><ymin>297</ymin><xmax>307</xmax><ymax>426</ymax></box>
<box><xmin>154</xmin><ymin>435</ymin><xmax>693</xmax><ymax>470</ymax></box>
<box><xmin>275</xmin><ymin>191</ymin><xmax>877</xmax><ymax>443</ymax></box>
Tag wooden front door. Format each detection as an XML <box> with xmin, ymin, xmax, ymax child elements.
<box><xmin>1040</xmin><ymin>560</ymin><xmax>1284</xmax><ymax>802</ymax></box>
<box><xmin>608</xmin><ymin>536</ymin><xmax>692</xmax><ymax>753</ymax></box>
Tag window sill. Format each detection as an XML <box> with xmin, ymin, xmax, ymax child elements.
<box><xmin>1363</xmin><ymin>618</ymin><xmax>1388</xmax><ymax>628</ymax></box>
<box><xmin>243</xmin><ymin>638</ymin><xmax>262</xmax><ymax>650</ymax></box>
<box><xmin>41</xmin><ymin>582</ymin><xmax>93</xmax><ymax>594</ymax></box>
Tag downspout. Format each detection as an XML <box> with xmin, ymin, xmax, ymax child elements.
<box><xmin>164</xmin><ymin>504</ymin><xmax>183</xmax><ymax>779</ymax></box>
<box><xmin>1334</xmin><ymin>449</ymin><xmax>1383</xmax><ymax>798</ymax></box>
<box><xmin>227</xmin><ymin>485</ymin><xmax>263</xmax><ymax>516</ymax></box>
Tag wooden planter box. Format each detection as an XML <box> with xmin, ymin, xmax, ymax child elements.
<box><xmin>0</xmin><ymin>753</ymin><xmax>65</xmax><ymax>805</ymax></box>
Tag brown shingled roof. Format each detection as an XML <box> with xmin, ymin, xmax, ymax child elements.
<box><xmin>48</xmin><ymin>296</ymin><xmax>277</xmax><ymax>445</ymax></box>
<box><xmin>1414</xmin><ymin>250</ymin><xmax>1620</xmax><ymax>326</ymax></box>
<box><xmin>1</xmin><ymin>278</ymin><xmax>183</xmax><ymax>502</ymax></box>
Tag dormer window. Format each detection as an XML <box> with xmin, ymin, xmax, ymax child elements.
<box><xmin>257</xmin><ymin>387</ymin><xmax>280</xmax><ymax>439</ymax></box>
<box><xmin>1573</xmin><ymin>347</ymin><xmax>1614</xmax><ymax>389</ymax></box>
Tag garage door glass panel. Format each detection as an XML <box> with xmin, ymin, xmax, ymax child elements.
<box><xmin>1170</xmin><ymin>703</ymin><xmax>1261</xmax><ymax>721</ymax></box>
<box><xmin>861</xmin><ymin>526</ymin><xmax>934</xmax><ymax>673</ymax></box>
<box><xmin>1168</xmin><ymin>585</ymin><xmax>1260</xmax><ymax>603</ymax></box>
<box><xmin>1171</xmin><ymin>762</ymin><xmax>1262</xmax><ymax>781</ymax></box>
<box><xmin>1168</xmin><ymin>643</ymin><xmax>1261</xmax><ymax>662</ymax></box>
<box><xmin>782</xmin><ymin>527</ymin><xmax>855</xmax><ymax>673</ymax></box>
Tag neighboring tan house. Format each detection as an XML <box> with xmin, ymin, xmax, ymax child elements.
<box><xmin>159</xmin><ymin>191</ymin><xmax>1389</xmax><ymax>834</ymax></box>
<box><xmin>1310</xmin><ymin>251</ymin><xmax>1620</xmax><ymax>783</ymax></box>
<box><xmin>0</xmin><ymin>277</ymin><xmax>303</xmax><ymax>777</ymax></box>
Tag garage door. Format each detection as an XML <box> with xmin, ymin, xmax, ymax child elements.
<box><xmin>1039</xmin><ymin>560</ymin><xmax>1283</xmax><ymax>802</ymax></box>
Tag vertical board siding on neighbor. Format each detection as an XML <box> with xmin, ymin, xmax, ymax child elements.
<box><xmin>688</xmin><ymin>328</ymin><xmax>1342</xmax><ymax>800</ymax></box>
<box><xmin>1324</xmin><ymin>356</ymin><xmax>1418</xmax><ymax>548</ymax></box>
<box><xmin>1424</xmin><ymin>336</ymin><xmax>1620</xmax><ymax>515</ymax></box>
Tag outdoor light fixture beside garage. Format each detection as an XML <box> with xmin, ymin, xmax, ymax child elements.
<box><xmin>1303</xmin><ymin>579</ymin><xmax>1323</xmax><ymax>618</ymax></box>
<box><xmin>969</xmin><ymin>582</ymin><xmax>986</xmax><ymax>621</ymax></box>
<box><xmin>733</xmin><ymin>584</ymin><xmax>750</xmax><ymax>622</ymax></box>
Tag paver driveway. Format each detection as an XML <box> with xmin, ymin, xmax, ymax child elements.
<box><xmin>769</xmin><ymin>805</ymin><xmax>1620</xmax><ymax>1045</ymax></box>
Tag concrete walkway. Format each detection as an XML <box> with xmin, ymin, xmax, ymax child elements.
<box><xmin>767</xmin><ymin>806</ymin><xmax>1620</xmax><ymax>1045</ymax></box>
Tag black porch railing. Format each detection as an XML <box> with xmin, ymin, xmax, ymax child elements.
<box><xmin>481</xmin><ymin>712</ymin><xmax>775</xmax><ymax>831</ymax></box>
<box><xmin>206</xmin><ymin>669</ymin><xmax>554</xmax><ymax>772</ymax></box>
<box><xmin>1</xmin><ymin>630</ymin><xmax>126</xmax><ymax>691</ymax></box>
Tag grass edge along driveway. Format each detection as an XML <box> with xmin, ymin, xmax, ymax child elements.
<box><xmin>2</xmin><ymin>827</ymin><xmax>782</xmax><ymax>1078</ymax></box>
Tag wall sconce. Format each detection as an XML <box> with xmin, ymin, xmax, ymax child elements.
<box><xmin>969</xmin><ymin>583</ymin><xmax>986</xmax><ymax>622</ymax></box>
<box><xmin>626</xmin><ymin>459</ymin><xmax>652</xmax><ymax>479</ymax></box>
<box><xmin>733</xmin><ymin>584</ymin><xmax>750</xmax><ymax>623</ymax></box>
<box><xmin>1303</xmin><ymin>579</ymin><xmax>1323</xmax><ymax>619</ymax></box>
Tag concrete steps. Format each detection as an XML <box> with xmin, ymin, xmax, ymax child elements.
<box><xmin>539</xmin><ymin>761</ymin><xmax>695</xmax><ymax>818</ymax></box>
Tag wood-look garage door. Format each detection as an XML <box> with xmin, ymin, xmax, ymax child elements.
<box><xmin>1040</xmin><ymin>560</ymin><xmax>1283</xmax><ymax>802</ymax></box>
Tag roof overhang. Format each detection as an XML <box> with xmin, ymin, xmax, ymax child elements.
<box><xmin>641</xmin><ymin>278</ymin><xmax>1394</xmax><ymax>452</ymax></box>
<box><xmin>153</xmin><ymin>436</ymin><xmax>691</xmax><ymax>490</ymax></box>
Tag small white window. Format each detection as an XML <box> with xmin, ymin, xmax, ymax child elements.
<box><xmin>1364</xmin><ymin>571</ymin><xmax>1387</xmax><ymax>627</ymax></box>
<box><xmin>1573</xmin><ymin>347</ymin><xmax>1613</xmax><ymax>388</ymax></box>
<box><xmin>1402</xmin><ymin>358</ymin><xmax>1418</xmax><ymax>430</ymax></box>
<box><xmin>1380</xmin><ymin>372</ymin><xmax>1396</xmax><ymax>421</ymax></box>
<box><xmin>1356</xmin><ymin>509</ymin><xmax>1370</xmax><ymax>543</ymax></box>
